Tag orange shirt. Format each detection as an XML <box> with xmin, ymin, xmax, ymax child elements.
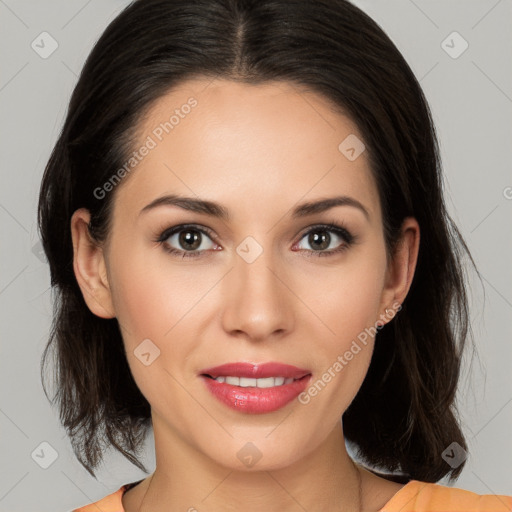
<box><xmin>73</xmin><ymin>479</ymin><xmax>512</xmax><ymax>511</ymax></box>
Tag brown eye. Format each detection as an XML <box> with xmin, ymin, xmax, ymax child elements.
<box><xmin>177</xmin><ymin>229</ymin><xmax>203</xmax><ymax>250</ymax></box>
<box><xmin>307</xmin><ymin>230</ymin><xmax>331</xmax><ymax>251</ymax></box>
<box><xmin>157</xmin><ymin>224</ymin><xmax>218</xmax><ymax>258</ymax></box>
<box><xmin>293</xmin><ymin>223</ymin><xmax>356</xmax><ymax>257</ymax></box>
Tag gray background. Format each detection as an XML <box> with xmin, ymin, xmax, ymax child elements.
<box><xmin>0</xmin><ymin>0</ymin><xmax>511</xmax><ymax>510</ymax></box>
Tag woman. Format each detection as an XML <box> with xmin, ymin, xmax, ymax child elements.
<box><xmin>37</xmin><ymin>0</ymin><xmax>511</xmax><ymax>510</ymax></box>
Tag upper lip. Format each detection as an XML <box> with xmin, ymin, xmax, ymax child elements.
<box><xmin>200</xmin><ymin>362</ymin><xmax>311</xmax><ymax>379</ymax></box>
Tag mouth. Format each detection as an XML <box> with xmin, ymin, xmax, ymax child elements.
<box><xmin>199</xmin><ymin>362</ymin><xmax>312</xmax><ymax>414</ymax></box>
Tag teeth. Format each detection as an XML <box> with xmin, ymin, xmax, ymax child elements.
<box><xmin>213</xmin><ymin>376</ymin><xmax>295</xmax><ymax>387</ymax></box>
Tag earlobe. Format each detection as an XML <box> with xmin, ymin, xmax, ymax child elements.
<box><xmin>378</xmin><ymin>217</ymin><xmax>420</xmax><ymax>326</ymax></box>
<box><xmin>70</xmin><ymin>208</ymin><xmax>116</xmax><ymax>319</ymax></box>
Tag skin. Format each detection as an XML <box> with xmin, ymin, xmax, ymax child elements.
<box><xmin>71</xmin><ymin>78</ymin><xmax>420</xmax><ymax>512</ymax></box>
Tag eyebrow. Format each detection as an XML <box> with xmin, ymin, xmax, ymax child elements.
<box><xmin>139</xmin><ymin>194</ymin><xmax>370</xmax><ymax>221</ymax></box>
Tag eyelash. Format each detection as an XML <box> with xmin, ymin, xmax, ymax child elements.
<box><xmin>154</xmin><ymin>221</ymin><xmax>358</xmax><ymax>259</ymax></box>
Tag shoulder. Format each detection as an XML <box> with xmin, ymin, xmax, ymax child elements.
<box><xmin>72</xmin><ymin>482</ymin><xmax>138</xmax><ymax>512</ymax></box>
<box><xmin>381</xmin><ymin>480</ymin><xmax>512</xmax><ymax>512</ymax></box>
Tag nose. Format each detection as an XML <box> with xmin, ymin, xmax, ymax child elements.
<box><xmin>220</xmin><ymin>246</ymin><xmax>295</xmax><ymax>342</ymax></box>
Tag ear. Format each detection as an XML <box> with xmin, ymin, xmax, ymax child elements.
<box><xmin>70</xmin><ymin>208</ymin><xmax>115</xmax><ymax>319</ymax></box>
<box><xmin>377</xmin><ymin>216</ymin><xmax>420</xmax><ymax>326</ymax></box>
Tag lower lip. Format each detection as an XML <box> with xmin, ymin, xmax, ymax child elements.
<box><xmin>200</xmin><ymin>375</ymin><xmax>312</xmax><ymax>414</ymax></box>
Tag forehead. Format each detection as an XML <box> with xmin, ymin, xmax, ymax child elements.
<box><xmin>112</xmin><ymin>78</ymin><xmax>380</xmax><ymax>225</ymax></box>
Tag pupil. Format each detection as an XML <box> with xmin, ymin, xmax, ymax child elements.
<box><xmin>310</xmin><ymin>231</ymin><xmax>330</xmax><ymax>250</ymax></box>
<box><xmin>180</xmin><ymin>230</ymin><xmax>201</xmax><ymax>250</ymax></box>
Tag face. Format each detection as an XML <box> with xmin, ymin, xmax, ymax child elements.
<box><xmin>72</xmin><ymin>78</ymin><xmax>418</xmax><ymax>471</ymax></box>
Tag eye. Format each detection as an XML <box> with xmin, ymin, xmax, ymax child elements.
<box><xmin>155</xmin><ymin>224</ymin><xmax>219</xmax><ymax>258</ymax></box>
<box><xmin>293</xmin><ymin>222</ymin><xmax>356</xmax><ymax>257</ymax></box>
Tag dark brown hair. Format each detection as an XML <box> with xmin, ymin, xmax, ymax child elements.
<box><xmin>38</xmin><ymin>0</ymin><xmax>479</xmax><ymax>482</ymax></box>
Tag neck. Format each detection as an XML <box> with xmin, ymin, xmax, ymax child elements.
<box><xmin>127</xmin><ymin>416</ymin><xmax>364</xmax><ymax>512</ymax></box>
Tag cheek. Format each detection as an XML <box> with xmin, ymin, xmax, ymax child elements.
<box><xmin>303</xmin><ymin>242</ymin><xmax>386</xmax><ymax>402</ymax></box>
<box><xmin>310</xmin><ymin>246</ymin><xmax>387</xmax><ymax>341</ymax></box>
<box><xmin>108</xmin><ymin>248</ymin><xmax>196</xmax><ymax>344</ymax></box>
<box><xmin>107</xmin><ymin>246</ymin><xmax>222</xmax><ymax>377</ymax></box>
<box><xmin>299</xmin><ymin>269</ymin><xmax>383</xmax><ymax>419</ymax></box>
<box><xmin>110</xmin><ymin>269</ymin><xmax>165</xmax><ymax>343</ymax></box>
<box><xmin>107</xmin><ymin>251</ymin><xmax>203</xmax><ymax>397</ymax></box>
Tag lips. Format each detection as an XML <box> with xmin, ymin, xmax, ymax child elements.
<box><xmin>199</xmin><ymin>362</ymin><xmax>312</xmax><ymax>414</ymax></box>
<box><xmin>200</xmin><ymin>362</ymin><xmax>311</xmax><ymax>380</ymax></box>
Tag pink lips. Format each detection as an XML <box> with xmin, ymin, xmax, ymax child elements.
<box><xmin>199</xmin><ymin>362</ymin><xmax>312</xmax><ymax>414</ymax></box>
